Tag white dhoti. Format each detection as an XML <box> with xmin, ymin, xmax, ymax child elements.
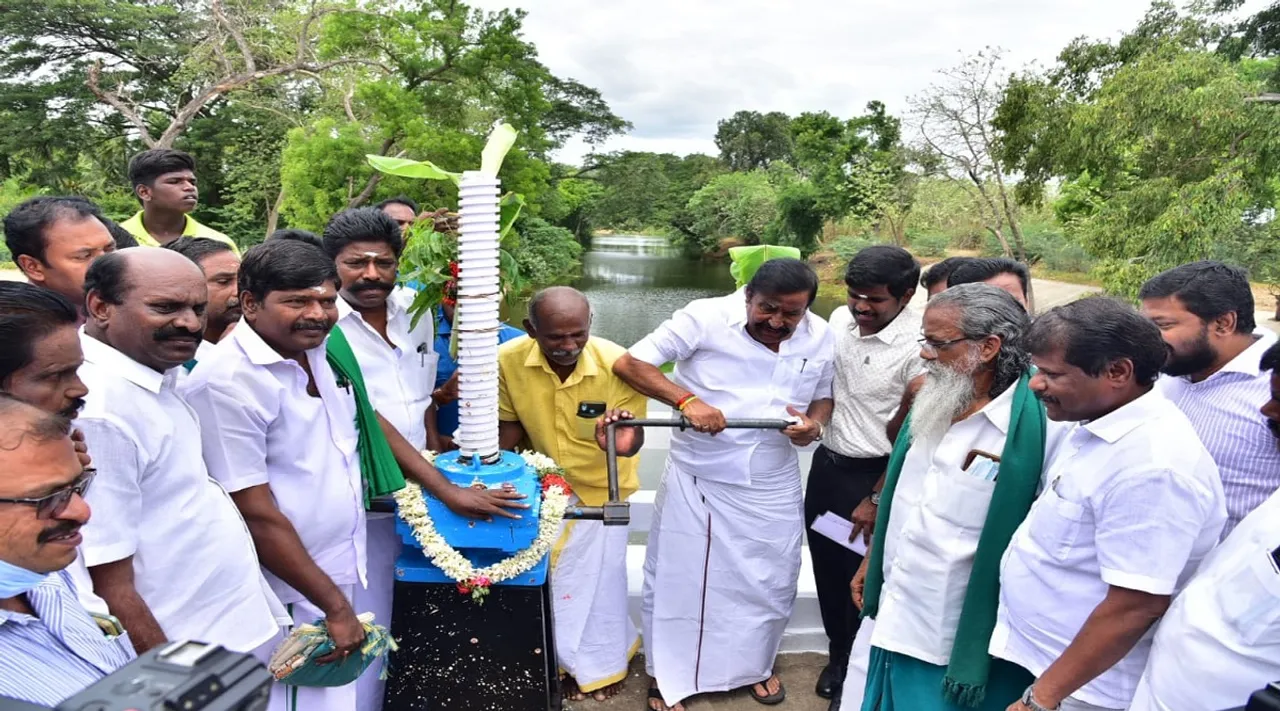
<box><xmin>642</xmin><ymin>454</ymin><xmax>803</xmax><ymax>706</ymax></box>
<box><xmin>353</xmin><ymin>512</ymin><xmax>400</xmax><ymax>711</ymax></box>
<box><xmin>838</xmin><ymin>618</ymin><xmax>875</xmax><ymax>711</ymax></box>
<box><xmin>551</xmin><ymin>505</ymin><xmax>640</xmax><ymax>693</ymax></box>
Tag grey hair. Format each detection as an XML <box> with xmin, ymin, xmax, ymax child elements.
<box><xmin>928</xmin><ymin>283</ymin><xmax>1031</xmax><ymax>396</ymax></box>
<box><xmin>526</xmin><ymin>286</ymin><xmax>592</xmax><ymax>330</ymax></box>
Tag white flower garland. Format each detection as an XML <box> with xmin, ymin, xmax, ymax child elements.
<box><xmin>394</xmin><ymin>450</ymin><xmax>570</xmax><ymax>599</ymax></box>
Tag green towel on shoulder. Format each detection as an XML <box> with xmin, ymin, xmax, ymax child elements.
<box><xmin>861</xmin><ymin>371</ymin><xmax>1046</xmax><ymax>708</ymax></box>
<box><xmin>325</xmin><ymin>325</ymin><xmax>406</xmax><ymax>507</ymax></box>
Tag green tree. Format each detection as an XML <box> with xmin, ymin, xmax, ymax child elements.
<box><xmin>680</xmin><ymin>171</ymin><xmax>780</xmax><ymax>253</ymax></box>
<box><xmin>715</xmin><ymin>111</ymin><xmax>794</xmax><ymax>171</ymax></box>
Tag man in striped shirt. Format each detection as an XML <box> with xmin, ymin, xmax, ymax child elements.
<box><xmin>0</xmin><ymin>396</ymin><xmax>134</xmax><ymax>706</ymax></box>
<box><xmin>1140</xmin><ymin>261</ymin><xmax>1280</xmax><ymax>537</ymax></box>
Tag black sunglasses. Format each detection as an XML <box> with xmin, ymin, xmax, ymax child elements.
<box><xmin>0</xmin><ymin>468</ymin><xmax>95</xmax><ymax>519</ymax></box>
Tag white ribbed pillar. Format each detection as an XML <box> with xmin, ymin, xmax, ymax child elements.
<box><xmin>454</xmin><ymin>171</ymin><xmax>502</xmax><ymax>462</ymax></box>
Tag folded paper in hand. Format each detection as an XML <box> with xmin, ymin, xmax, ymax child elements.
<box><xmin>810</xmin><ymin>512</ymin><xmax>869</xmax><ymax>556</ymax></box>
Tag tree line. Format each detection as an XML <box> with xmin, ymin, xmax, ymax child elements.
<box><xmin>567</xmin><ymin>0</ymin><xmax>1280</xmax><ymax>301</ymax></box>
<box><xmin>2</xmin><ymin>0</ymin><xmax>1279</xmax><ymax>302</ymax></box>
<box><xmin>0</xmin><ymin>0</ymin><xmax>622</xmax><ymax>287</ymax></box>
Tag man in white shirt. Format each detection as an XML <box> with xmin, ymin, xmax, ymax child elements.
<box><xmin>992</xmin><ymin>297</ymin><xmax>1227</xmax><ymax>711</ymax></box>
<box><xmin>809</xmin><ymin>246</ymin><xmax>921</xmax><ymax>708</ymax></box>
<box><xmin>324</xmin><ymin>208</ymin><xmax>436</xmax><ymax>450</ymax></box>
<box><xmin>614</xmin><ymin>258</ymin><xmax>835</xmax><ymax>711</ymax></box>
<box><xmin>181</xmin><ymin>240</ymin><xmax>526</xmax><ymax>711</ymax></box>
<box><xmin>1128</xmin><ymin>341</ymin><xmax>1280</xmax><ymax>710</ymax></box>
<box><xmin>164</xmin><ymin>236</ymin><xmax>242</xmax><ymax>364</ymax></box>
<box><xmin>323</xmin><ymin>207</ymin><xmax>436</xmax><ymax>711</ymax></box>
<box><xmin>1139</xmin><ymin>260</ymin><xmax>1280</xmax><ymax>537</ymax></box>
<box><xmin>848</xmin><ymin>284</ymin><xmax>1060</xmax><ymax>711</ymax></box>
<box><xmin>74</xmin><ymin>248</ymin><xmax>283</xmax><ymax>656</ymax></box>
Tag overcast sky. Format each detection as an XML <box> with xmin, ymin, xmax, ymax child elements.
<box><xmin>470</xmin><ymin>1</ymin><xmax>1262</xmax><ymax>165</ymax></box>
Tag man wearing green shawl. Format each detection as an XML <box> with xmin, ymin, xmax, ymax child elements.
<box><xmin>849</xmin><ymin>284</ymin><xmax>1066</xmax><ymax>711</ymax></box>
<box><xmin>182</xmin><ymin>240</ymin><xmax>526</xmax><ymax>711</ymax></box>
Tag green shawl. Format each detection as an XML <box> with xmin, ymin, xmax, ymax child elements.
<box><xmin>861</xmin><ymin>372</ymin><xmax>1046</xmax><ymax>707</ymax></box>
<box><xmin>325</xmin><ymin>325</ymin><xmax>406</xmax><ymax>507</ymax></box>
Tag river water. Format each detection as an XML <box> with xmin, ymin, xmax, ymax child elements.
<box><xmin>509</xmin><ymin>233</ymin><xmax>845</xmax><ymax>346</ymax></box>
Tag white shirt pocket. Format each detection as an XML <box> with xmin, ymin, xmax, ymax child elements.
<box><xmin>929</xmin><ymin>469</ymin><xmax>997</xmax><ymax>532</ymax></box>
<box><xmin>1028</xmin><ymin>486</ymin><xmax>1088</xmax><ymax>561</ymax></box>
<box><xmin>773</xmin><ymin>355</ymin><xmax>824</xmax><ymax>404</ymax></box>
<box><xmin>1212</xmin><ymin>547</ymin><xmax>1280</xmax><ymax>646</ymax></box>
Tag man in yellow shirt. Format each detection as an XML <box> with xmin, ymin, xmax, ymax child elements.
<box><xmin>119</xmin><ymin>149</ymin><xmax>238</xmax><ymax>252</ymax></box>
<box><xmin>498</xmin><ymin>286</ymin><xmax>646</xmax><ymax>703</ymax></box>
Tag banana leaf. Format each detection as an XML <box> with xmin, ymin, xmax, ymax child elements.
<box><xmin>729</xmin><ymin>245</ymin><xmax>802</xmax><ymax>288</ymax></box>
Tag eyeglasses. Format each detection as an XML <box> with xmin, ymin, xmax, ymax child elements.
<box><xmin>0</xmin><ymin>468</ymin><xmax>95</xmax><ymax>519</ymax></box>
<box><xmin>918</xmin><ymin>336</ymin><xmax>973</xmax><ymax>356</ymax></box>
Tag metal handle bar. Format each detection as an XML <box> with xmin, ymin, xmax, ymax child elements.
<box><xmin>591</xmin><ymin>417</ymin><xmax>794</xmax><ymax>526</ymax></box>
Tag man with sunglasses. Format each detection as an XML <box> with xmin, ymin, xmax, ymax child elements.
<box><xmin>73</xmin><ymin>248</ymin><xmax>284</xmax><ymax>657</ymax></box>
<box><xmin>849</xmin><ymin>285</ymin><xmax>1066</xmax><ymax>711</ymax></box>
<box><xmin>0</xmin><ymin>395</ymin><xmax>135</xmax><ymax>707</ymax></box>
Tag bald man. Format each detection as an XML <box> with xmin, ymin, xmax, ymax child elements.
<box><xmin>74</xmin><ymin>249</ymin><xmax>284</xmax><ymax>655</ymax></box>
<box><xmin>498</xmin><ymin>287</ymin><xmax>647</xmax><ymax>701</ymax></box>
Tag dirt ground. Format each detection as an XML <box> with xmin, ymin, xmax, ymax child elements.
<box><xmin>578</xmin><ymin>653</ymin><xmax>836</xmax><ymax>711</ymax></box>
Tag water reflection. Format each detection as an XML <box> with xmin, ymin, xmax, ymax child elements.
<box><xmin>508</xmin><ymin>234</ymin><xmax>844</xmax><ymax>347</ymax></box>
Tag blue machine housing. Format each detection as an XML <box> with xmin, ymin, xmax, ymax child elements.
<box><xmin>395</xmin><ymin>450</ymin><xmax>549</xmax><ymax>586</ymax></box>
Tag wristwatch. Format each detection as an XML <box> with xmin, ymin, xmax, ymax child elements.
<box><xmin>1021</xmin><ymin>686</ymin><xmax>1058</xmax><ymax>711</ymax></box>
<box><xmin>869</xmin><ymin>491</ymin><xmax>881</xmax><ymax>506</ymax></box>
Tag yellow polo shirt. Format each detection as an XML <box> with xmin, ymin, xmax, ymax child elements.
<box><xmin>498</xmin><ymin>335</ymin><xmax>647</xmax><ymax>506</ymax></box>
<box><xmin>120</xmin><ymin>211</ymin><xmax>239</xmax><ymax>253</ymax></box>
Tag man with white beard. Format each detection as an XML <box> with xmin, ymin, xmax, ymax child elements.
<box><xmin>848</xmin><ymin>284</ymin><xmax>1066</xmax><ymax>711</ymax></box>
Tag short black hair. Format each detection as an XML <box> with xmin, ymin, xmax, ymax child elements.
<box><xmin>239</xmin><ymin>239</ymin><xmax>339</xmax><ymax>303</ymax></box>
<box><xmin>267</xmin><ymin>228</ymin><xmax>324</xmax><ymax>249</ymax></box>
<box><xmin>1027</xmin><ymin>296</ymin><xmax>1168</xmax><ymax>387</ymax></box>
<box><xmin>1262</xmin><ymin>341</ymin><xmax>1280</xmax><ymax>372</ymax></box>
<box><xmin>164</xmin><ymin>236</ymin><xmax>234</xmax><ymax>269</ymax></box>
<box><xmin>3</xmin><ymin>196</ymin><xmax>104</xmax><ymax>264</ymax></box>
<box><xmin>376</xmin><ymin>196</ymin><xmax>419</xmax><ymax>214</ymax></box>
<box><xmin>948</xmin><ymin>257</ymin><xmax>1030</xmax><ymax>297</ymax></box>
<box><xmin>1139</xmin><ymin>260</ymin><xmax>1257</xmax><ymax>333</ymax></box>
<box><xmin>746</xmin><ymin>257</ymin><xmax>819</xmax><ymax>306</ymax></box>
<box><xmin>843</xmin><ymin>245</ymin><xmax>920</xmax><ymax>299</ymax></box>
<box><xmin>82</xmin><ymin>251</ymin><xmax>132</xmax><ymax>307</ymax></box>
<box><xmin>0</xmin><ymin>282</ymin><xmax>80</xmax><ymax>383</ymax></box>
<box><xmin>921</xmin><ymin>256</ymin><xmax>970</xmax><ymax>290</ymax></box>
<box><xmin>322</xmin><ymin>208</ymin><xmax>404</xmax><ymax>260</ymax></box>
<box><xmin>128</xmin><ymin>148</ymin><xmax>196</xmax><ymax>189</ymax></box>
<box><xmin>99</xmin><ymin>217</ymin><xmax>138</xmax><ymax>249</ymax></box>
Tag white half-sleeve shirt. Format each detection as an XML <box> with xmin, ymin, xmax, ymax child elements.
<box><xmin>628</xmin><ymin>288</ymin><xmax>836</xmax><ymax>485</ymax></box>
<box><xmin>179</xmin><ymin>322</ymin><xmax>368</xmax><ymax>605</ymax></box>
<box><xmin>74</xmin><ymin>332</ymin><xmax>282</xmax><ymax>652</ymax></box>
<box><xmin>990</xmin><ymin>388</ymin><xmax>1227</xmax><ymax>709</ymax></box>
<box><xmin>335</xmin><ymin>286</ymin><xmax>437</xmax><ymax>449</ymax></box>
<box><xmin>1130</xmin><ymin>487</ymin><xmax>1280</xmax><ymax>711</ymax></box>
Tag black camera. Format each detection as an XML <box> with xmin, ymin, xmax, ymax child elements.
<box><xmin>0</xmin><ymin>640</ymin><xmax>272</xmax><ymax>711</ymax></box>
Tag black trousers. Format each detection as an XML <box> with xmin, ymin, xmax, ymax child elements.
<box><xmin>803</xmin><ymin>445</ymin><xmax>889</xmax><ymax>666</ymax></box>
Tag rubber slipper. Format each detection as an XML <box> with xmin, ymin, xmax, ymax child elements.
<box><xmin>747</xmin><ymin>676</ymin><xmax>787</xmax><ymax>705</ymax></box>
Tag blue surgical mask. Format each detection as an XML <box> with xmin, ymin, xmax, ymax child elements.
<box><xmin>0</xmin><ymin>558</ymin><xmax>49</xmax><ymax>598</ymax></box>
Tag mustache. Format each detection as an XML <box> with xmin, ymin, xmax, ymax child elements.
<box><xmin>548</xmin><ymin>349</ymin><xmax>581</xmax><ymax>359</ymax></box>
<box><xmin>38</xmin><ymin>521</ymin><xmax>80</xmax><ymax>544</ymax></box>
<box><xmin>351</xmin><ymin>280</ymin><xmax>393</xmax><ymax>293</ymax></box>
<box><xmin>58</xmin><ymin>399</ymin><xmax>86</xmax><ymax>419</ymax></box>
<box><xmin>154</xmin><ymin>325</ymin><xmax>202</xmax><ymax>342</ymax></box>
<box><xmin>292</xmin><ymin>319</ymin><xmax>331</xmax><ymax>333</ymax></box>
<box><xmin>756</xmin><ymin>323</ymin><xmax>792</xmax><ymax>335</ymax></box>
